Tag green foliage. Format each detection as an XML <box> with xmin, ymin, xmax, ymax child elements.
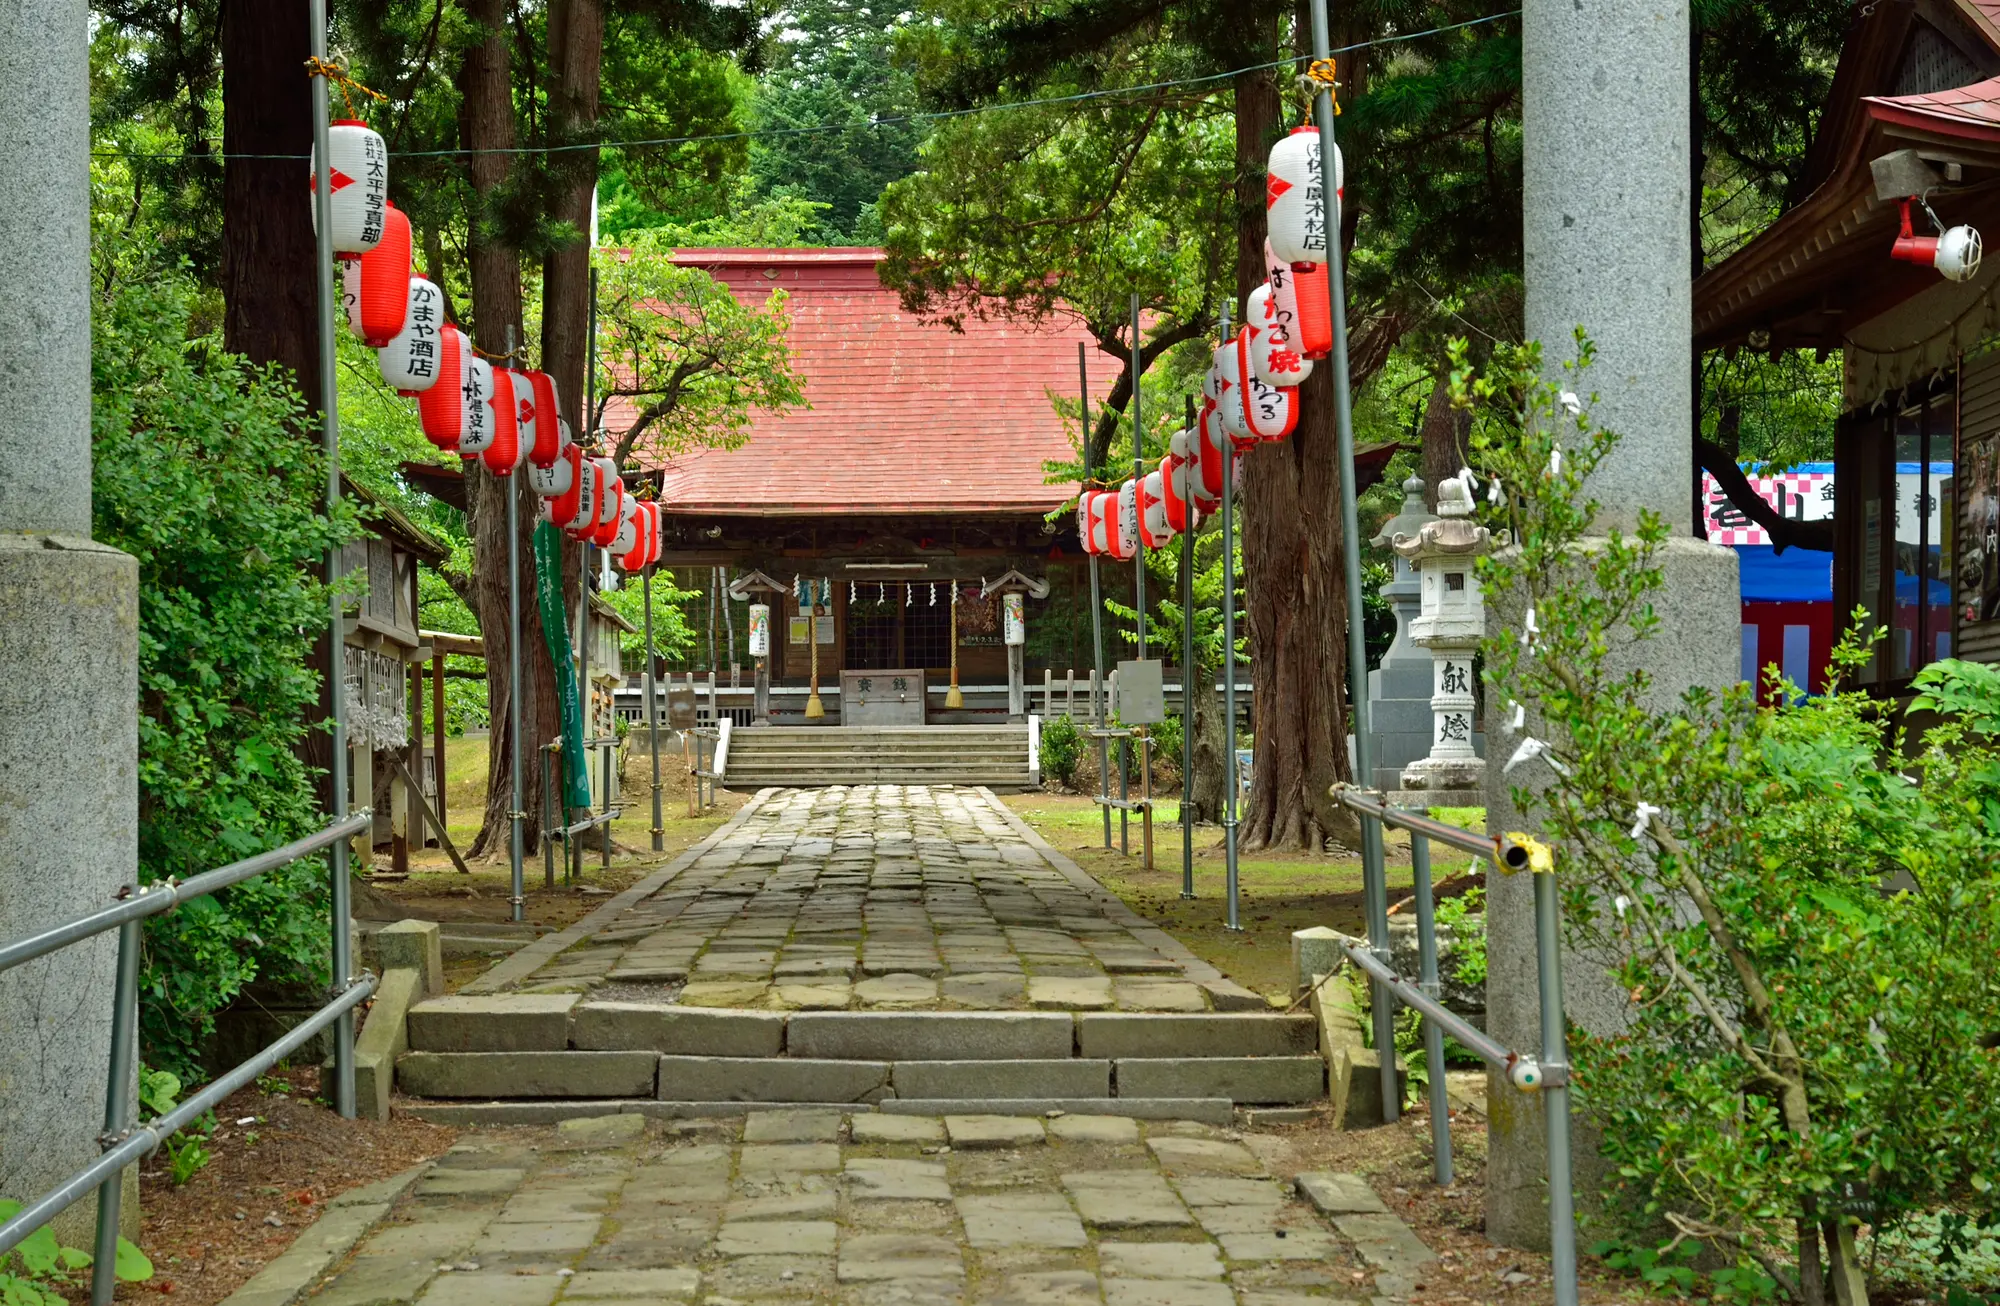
<box><xmin>587</xmin><ymin>232</ymin><xmax>809</xmax><ymax>468</ymax></box>
<box><xmin>92</xmin><ymin>247</ymin><xmax>357</xmax><ymax>1081</ymax></box>
<box><xmin>0</xmin><ymin>1199</ymin><xmax>154</xmax><ymax>1306</ymax></box>
<box><xmin>1148</xmin><ymin>713</ymin><xmax>1183</xmax><ymax>770</ymax></box>
<box><xmin>1459</xmin><ymin>333</ymin><xmax>2000</xmax><ymax>1297</ymax></box>
<box><xmin>138</xmin><ymin>1066</ymin><xmax>182</xmax><ymax>1119</ymax></box>
<box><xmin>1040</xmin><ymin>714</ymin><xmax>1084</xmax><ymax>788</ymax></box>
<box><xmin>164</xmin><ymin>1129</ymin><xmax>212</xmax><ymax>1187</ymax></box>
<box><xmin>593</xmin><ymin>570</ymin><xmax>702</xmax><ymax>664</ymax></box>
<box><xmin>1431</xmin><ymin>884</ymin><xmax>1486</xmax><ymax>988</ymax></box>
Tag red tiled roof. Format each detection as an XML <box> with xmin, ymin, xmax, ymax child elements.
<box><xmin>624</xmin><ymin>248</ymin><xmax>1117</xmax><ymax>518</ymax></box>
<box><xmin>1864</xmin><ymin>75</ymin><xmax>2000</xmax><ymax>140</ymax></box>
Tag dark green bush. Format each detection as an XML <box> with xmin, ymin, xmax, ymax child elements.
<box><xmin>93</xmin><ymin>260</ymin><xmax>357</xmax><ymax>1079</ymax></box>
<box><xmin>1040</xmin><ymin>714</ymin><xmax>1082</xmax><ymax>787</ymax></box>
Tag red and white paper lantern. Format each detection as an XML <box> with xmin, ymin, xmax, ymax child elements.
<box><xmin>1235</xmin><ymin>330</ymin><xmax>1299</xmax><ymax>441</ymax></box>
<box><xmin>1161</xmin><ymin>451</ymin><xmax>1190</xmax><ymax>532</ymax></box>
<box><xmin>523</xmin><ymin>372</ymin><xmax>567</xmax><ymax>468</ymax></box>
<box><xmin>310</xmin><ymin>120</ymin><xmax>390</xmax><ymax>259</ymax></box>
<box><xmin>477</xmin><ymin>368</ymin><xmax>527</xmax><ymax>475</ymax></box>
<box><xmin>1247</xmin><ymin>272</ymin><xmax>1314</xmax><ymax>386</ymax></box>
<box><xmin>342</xmin><ymin>204</ymin><xmax>411</xmax><ymax>345</ymax></box>
<box><xmin>379</xmin><ymin>277</ymin><xmax>447</xmax><ymax>394</ymax></box>
<box><xmin>1076</xmin><ymin>492</ymin><xmax>1101</xmax><ymax>555</ymax></box>
<box><xmin>1109</xmin><ymin>481</ymin><xmax>1139</xmax><ymax>560</ymax></box>
<box><xmin>588</xmin><ymin>458</ymin><xmax>624</xmax><ymax>548</ymax></box>
<box><xmin>531</xmin><ymin>440</ymin><xmax>578</xmax><ymax>504</ymax></box>
<box><xmin>564</xmin><ymin>449</ymin><xmax>602</xmax><ymax>538</ymax></box>
<box><xmin>1213</xmin><ymin>336</ymin><xmax>1252</xmax><ymax>446</ymax></box>
<box><xmin>417</xmin><ymin>325</ymin><xmax>470</xmax><ymax>451</ymax></box>
<box><xmin>1267</xmin><ymin>240</ymin><xmax>1332</xmax><ymax>361</ymax></box>
<box><xmin>1086</xmin><ymin>490</ymin><xmax>1113</xmax><ymax>555</ymax></box>
<box><xmin>610</xmin><ymin>491</ymin><xmax>642</xmax><ymax>558</ymax></box>
<box><xmin>455</xmin><ymin>355</ymin><xmax>497</xmax><ymax>462</ymax></box>
<box><xmin>1138</xmin><ymin>471</ymin><xmax>1174</xmax><ymax>549</ymax></box>
<box><xmin>1267</xmin><ymin>124</ymin><xmax>1342</xmax><ymax>266</ymax></box>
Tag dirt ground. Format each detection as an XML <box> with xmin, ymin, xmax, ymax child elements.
<box><xmin>1002</xmin><ymin>793</ymin><xmax>1480</xmax><ymax>1000</ymax></box>
<box><xmin>356</xmin><ymin>737</ymin><xmax>746</xmax><ymax>948</ymax></box>
<box><xmin>122</xmin><ymin>1068</ymin><xmax>455</xmax><ymax>1306</ymax></box>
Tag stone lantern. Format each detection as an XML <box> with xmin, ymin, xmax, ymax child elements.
<box><xmin>1390</xmin><ymin>475</ymin><xmax>1500</xmax><ymax>798</ymax></box>
<box><xmin>1364</xmin><ymin>476</ymin><xmax>1439</xmax><ymax>789</ymax></box>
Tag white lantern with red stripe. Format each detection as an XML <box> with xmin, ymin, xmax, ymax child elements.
<box><xmin>1247</xmin><ymin>275</ymin><xmax>1315</xmax><ymax>387</ymax></box>
<box><xmin>1138</xmin><ymin>471</ymin><xmax>1174</xmax><ymax>549</ymax></box>
<box><xmin>610</xmin><ymin>494</ymin><xmax>642</xmax><ymax>558</ymax></box>
<box><xmin>455</xmin><ymin>354</ymin><xmax>497</xmax><ymax>461</ymax></box>
<box><xmin>1161</xmin><ymin>452</ymin><xmax>1190</xmax><ymax>531</ymax></box>
<box><xmin>379</xmin><ymin>277</ymin><xmax>446</xmax><ymax>394</ymax></box>
<box><xmin>342</xmin><ymin>204</ymin><xmax>411</xmax><ymax>345</ymax></box>
<box><xmin>589</xmin><ymin>458</ymin><xmax>624</xmax><ymax>547</ymax></box>
<box><xmin>1087</xmin><ymin>490</ymin><xmax>1113</xmax><ymax>554</ymax></box>
<box><xmin>1236</xmin><ymin>331</ymin><xmax>1299</xmax><ymax>441</ymax></box>
<box><xmin>478</xmin><ymin>368</ymin><xmax>526</xmax><ymax>475</ymax></box>
<box><xmin>644</xmin><ymin>501</ymin><xmax>664</xmax><ymax>567</ymax></box>
<box><xmin>1214</xmin><ymin>336</ymin><xmax>1252</xmax><ymax>446</ymax></box>
<box><xmin>565</xmin><ymin>452</ymin><xmax>603</xmax><ymax>539</ymax></box>
<box><xmin>1267</xmin><ymin>125</ymin><xmax>1342</xmax><ymax>266</ymax></box>
<box><xmin>310</xmin><ymin>120</ymin><xmax>390</xmax><ymax>259</ymax></box>
<box><xmin>1195</xmin><ymin>401</ymin><xmax>1225</xmax><ymax>505</ymax></box>
<box><xmin>1075</xmin><ymin>492</ymin><xmax>1099</xmax><ymax>555</ymax></box>
<box><xmin>417</xmin><ymin>325</ymin><xmax>470</xmax><ymax>452</ymax></box>
<box><xmin>523</xmin><ymin>372</ymin><xmax>566</xmax><ymax>467</ymax></box>
<box><xmin>1111</xmin><ymin>481</ymin><xmax>1139</xmax><ymax>559</ymax></box>
<box><xmin>1267</xmin><ymin>240</ymin><xmax>1332</xmax><ymax>361</ymax></box>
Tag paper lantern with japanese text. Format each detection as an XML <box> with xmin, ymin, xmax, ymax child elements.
<box><xmin>1110</xmin><ymin>481</ymin><xmax>1139</xmax><ymax>560</ymax></box>
<box><xmin>506</xmin><ymin>369</ymin><xmax>538</xmax><ymax>470</ymax></box>
<box><xmin>380</xmin><ymin>278</ymin><xmax>447</xmax><ymax>394</ymax></box>
<box><xmin>1161</xmin><ymin>452</ymin><xmax>1190</xmax><ymax>531</ymax></box>
<box><xmin>417</xmin><ymin>326</ymin><xmax>470</xmax><ymax>451</ymax></box>
<box><xmin>749</xmin><ymin>603</ymin><xmax>772</xmax><ymax>657</ymax></box>
<box><xmin>455</xmin><ymin>354</ymin><xmax>497</xmax><ymax>461</ymax></box>
<box><xmin>341</xmin><ymin>204</ymin><xmax>411</xmax><ymax>345</ymax></box>
<box><xmin>1087</xmin><ymin>490</ymin><xmax>1113</xmax><ymax>554</ymax></box>
<box><xmin>564</xmin><ymin>452</ymin><xmax>603</xmax><ymax>539</ymax></box>
<box><xmin>310</xmin><ymin>120</ymin><xmax>390</xmax><ymax>259</ymax></box>
<box><xmin>478</xmin><ymin>368</ymin><xmax>526</xmax><ymax>475</ymax></box>
<box><xmin>1268</xmin><ymin>240</ymin><xmax>1333</xmax><ymax>360</ymax></box>
<box><xmin>1248</xmin><ymin>269</ymin><xmax>1316</xmax><ymax>386</ymax></box>
<box><xmin>1003</xmin><ymin>593</ymin><xmax>1026</xmax><ymax>646</ymax></box>
<box><xmin>1266</xmin><ymin>125</ymin><xmax>1343</xmax><ymax>266</ymax></box>
<box><xmin>1137</xmin><ymin>471</ymin><xmax>1174</xmax><ymax>549</ymax></box>
<box><xmin>1195</xmin><ymin>402</ymin><xmax>1226</xmax><ymax>504</ymax></box>
<box><xmin>611</xmin><ymin>494</ymin><xmax>642</xmax><ymax>558</ymax></box>
<box><xmin>524</xmin><ymin>372</ymin><xmax>567</xmax><ymax>467</ymax></box>
<box><xmin>644</xmin><ymin>502</ymin><xmax>664</xmax><ymax>567</ymax></box>
<box><xmin>1236</xmin><ymin>330</ymin><xmax>1299</xmax><ymax>441</ymax></box>
<box><xmin>1213</xmin><ymin>336</ymin><xmax>1252</xmax><ymax>446</ymax></box>
<box><xmin>588</xmin><ymin>458</ymin><xmax>624</xmax><ymax>548</ymax></box>
<box><xmin>532</xmin><ymin>441</ymin><xmax>579</xmax><ymax>510</ymax></box>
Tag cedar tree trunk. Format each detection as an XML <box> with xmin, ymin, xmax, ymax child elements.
<box><xmin>222</xmin><ymin>0</ymin><xmax>331</xmax><ymax>802</ymax></box>
<box><xmin>1182</xmin><ymin>521</ymin><xmax>1230</xmax><ymax>825</ymax></box>
<box><xmin>541</xmin><ymin>0</ymin><xmax>604</xmax><ymax>439</ymax></box>
<box><xmin>1419</xmin><ymin>373</ymin><xmax>1469</xmax><ymax>508</ymax></box>
<box><xmin>457</xmin><ymin>0</ymin><xmax>558</xmax><ymax>860</ymax></box>
<box><xmin>1233</xmin><ymin>47</ymin><xmax>1363</xmax><ymax>850</ymax></box>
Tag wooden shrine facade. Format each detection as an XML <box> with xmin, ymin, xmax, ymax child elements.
<box><xmin>1694</xmin><ymin>0</ymin><xmax>2000</xmax><ymax>692</ymax></box>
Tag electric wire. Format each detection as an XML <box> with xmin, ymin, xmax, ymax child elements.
<box><xmin>90</xmin><ymin>10</ymin><xmax>1519</xmax><ymax>164</ymax></box>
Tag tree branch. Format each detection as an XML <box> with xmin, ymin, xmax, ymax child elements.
<box><xmin>1696</xmin><ymin>435</ymin><xmax>1833</xmax><ymax>553</ymax></box>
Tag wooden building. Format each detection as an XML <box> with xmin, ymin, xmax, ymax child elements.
<box><xmin>625</xmin><ymin>248</ymin><xmax>1114</xmax><ymax>716</ymax></box>
<box><xmin>1694</xmin><ymin>0</ymin><xmax>2000</xmax><ymax>691</ymax></box>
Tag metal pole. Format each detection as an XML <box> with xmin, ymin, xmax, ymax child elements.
<box><xmin>542</xmin><ymin>746</ymin><xmax>556</xmax><ymax>888</ymax></box>
<box><xmin>505</xmin><ymin>326</ymin><xmax>525</xmax><ymax>924</ymax></box>
<box><xmin>1411</xmin><ymin>833</ymin><xmax>1453</xmax><ymax>1185</ymax></box>
<box><xmin>1219</xmin><ymin>302</ymin><xmax>1240</xmax><ymax>932</ymax></box>
<box><xmin>644</xmin><ymin>567</ymin><xmax>664</xmax><ymax>851</ymax></box>
<box><xmin>1306</xmin><ymin>0</ymin><xmax>1395</xmax><ymax>1121</ymax></box>
<box><xmin>1130</xmin><ymin>293</ymin><xmax>1147</xmax><ymax>663</ymax></box>
<box><xmin>1537</xmin><ymin>869</ymin><xmax>1579</xmax><ymax>1305</ymax></box>
<box><xmin>578</xmin><ymin>265</ymin><xmax>598</xmax><ymax>874</ymax></box>
<box><xmin>1181</xmin><ymin>395</ymin><xmax>1196</xmax><ymax>899</ymax></box>
<box><xmin>89</xmin><ymin>917</ymin><xmax>141</xmax><ymax>1306</ymax></box>
<box><xmin>1080</xmin><ymin>342</ymin><xmax>1111</xmax><ymax>850</ymax></box>
<box><xmin>309</xmin><ymin>0</ymin><xmax>356</xmax><ymax>1120</ymax></box>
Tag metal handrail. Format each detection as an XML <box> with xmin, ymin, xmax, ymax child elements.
<box><xmin>0</xmin><ymin>811</ymin><xmax>375</xmax><ymax>1304</ymax></box>
<box><xmin>1328</xmin><ymin>784</ymin><xmax>1577</xmax><ymax>1306</ymax></box>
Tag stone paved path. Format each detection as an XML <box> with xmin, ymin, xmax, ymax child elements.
<box><xmin>489</xmin><ymin>788</ymin><xmax>1263</xmax><ymax>1013</ymax></box>
<box><xmin>301</xmin><ymin>1111</ymin><xmax>1431</xmax><ymax>1306</ymax></box>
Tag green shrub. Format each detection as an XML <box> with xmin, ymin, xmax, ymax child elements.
<box><xmin>1040</xmin><ymin>714</ymin><xmax>1082</xmax><ymax>787</ymax></box>
<box><xmin>1463</xmin><ymin>331</ymin><xmax>2000</xmax><ymax>1300</ymax></box>
<box><xmin>93</xmin><ymin>257</ymin><xmax>358</xmax><ymax>1080</ymax></box>
<box><xmin>1149</xmin><ymin>712</ymin><xmax>1184</xmax><ymax>768</ymax></box>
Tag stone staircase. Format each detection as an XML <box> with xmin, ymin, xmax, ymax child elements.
<box><xmin>721</xmin><ymin>725</ymin><xmax>1036</xmax><ymax>790</ymax></box>
<box><xmin>393</xmin><ymin>1003</ymin><xmax>1328</xmax><ymax>1121</ymax></box>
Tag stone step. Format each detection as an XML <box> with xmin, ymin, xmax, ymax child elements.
<box><xmin>395</xmin><ymin>1050</ymin><xmax>1325</xmax><ymax>1106</ymax></box>
<box><xmin>408</xmin><ymin>1001</ymin><xmax>1318</xmax><ymax>1058</ymax></box>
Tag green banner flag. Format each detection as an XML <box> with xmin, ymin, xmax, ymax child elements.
<box><xmin>534</xmin><ymin>520</ymin><xmax>592</xmax><ymax>812</ymax></box>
